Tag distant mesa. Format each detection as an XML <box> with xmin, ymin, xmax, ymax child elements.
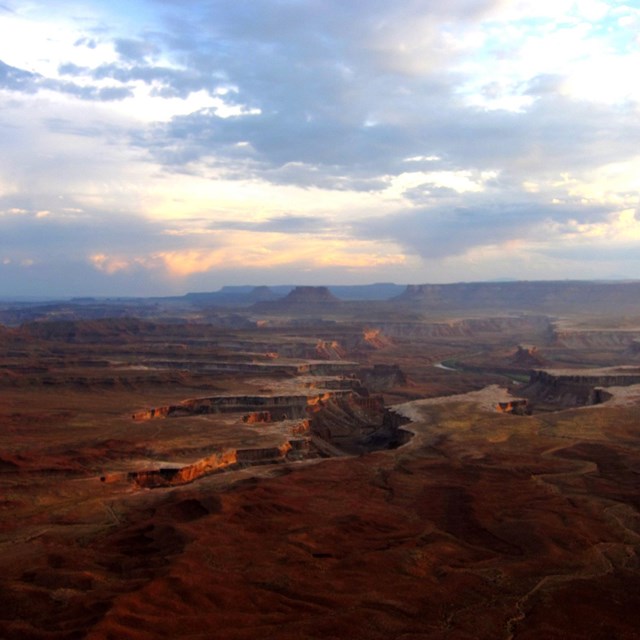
<box><xmin>282</xmin><ymin>286</ymin><xmax>341</xmax><ymax>304</ymax></box>
<box><xmin>248</xmin><ymin>285</ymin><xmax>280</xmax><ymax>302</ymax></box>
<box><xmin>185</xmin><ymin>285</ymin><xmax>283</xmax><ymax>307</ymax></box>
<box><xmin>253</xmin><ymin>286</ymin><xmax>342</xmax><ymax>313</ymax></box>
<box><xmin>181</xmin><ymin>283</ymin><xmax>404</xmax><ymax>309</ymax></box>
<box><xmin>393</xmin><ymin>280</ymin><xmax>640</xmax><ymax>313</ymax></box>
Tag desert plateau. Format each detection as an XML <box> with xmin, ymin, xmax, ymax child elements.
<box><xmin>2</xmin><ymin>281</ymin><xmax>640</xmax><ymax>639</ymax></box>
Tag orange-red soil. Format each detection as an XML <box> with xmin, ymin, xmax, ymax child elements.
<box><xmin>2</xmin><ymin>315</ymin><xmax>640</xmax><ymax>639</ymax></box>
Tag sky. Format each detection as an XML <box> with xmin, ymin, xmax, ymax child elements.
<box><xmin>1</xmin><ymin>0</ymin><xmax>639</xmax><ymax>297</ymax></box>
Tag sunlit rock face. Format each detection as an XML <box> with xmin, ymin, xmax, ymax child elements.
<box><xmin>131</xmin><ymin>392</ymin><xmax>351</xmax><ymax>422</ymax></box>
<box><xmin>315</xmin><ymin>339</ymin><xmax>347</xmax><ymax>359</ymax></box>
<box><xmin>495</xmin><ymin>399</ymin><xmax>531</xmax><ymax>415</ymax></box>
<box><xmin>126</xmin><ymin>388</ymin><xmax>414</xmax><ymax>489</ymax></box>
<box><xmin>362</xmin><ymin>328</ymin><xmax>392</xmax><ymax>349</ymax></box>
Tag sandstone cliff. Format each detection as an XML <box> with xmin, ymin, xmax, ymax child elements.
<box><xmin>521</xmin><ymin>368</ymin><xmax>640</xmax><ymax>407</ymax></box>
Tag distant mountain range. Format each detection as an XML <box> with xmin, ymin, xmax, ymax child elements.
<box><xmin>392</xmin><ymin>280</ymin><xmax>640</xmax><ymax>313</ymax></box>
<box><xmin>184</xmin><ymin>282</ymin><xmax>405</xmax><ymax>306</ymax></box>
<box><xmin>2</xmin><ymin>280</ymin><xmax>640</xmax><ymax>325</ymax></box>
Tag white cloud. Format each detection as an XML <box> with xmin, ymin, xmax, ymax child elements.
<box><xmin>1</xmin><ymin>0</ymin><xmax>639</xmax><ymax>295</ymax></box>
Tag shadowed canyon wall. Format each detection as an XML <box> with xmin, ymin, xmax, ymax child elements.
<box><xmin>522</xmin><ymin>369</ymin><xmax>640</xmax><ymax>407</ymax></box>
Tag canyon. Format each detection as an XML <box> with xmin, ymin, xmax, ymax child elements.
<box><xmin>2</xmin><ymin>281</ymin><xmax>640</xmax><ymax>639</ymax></box>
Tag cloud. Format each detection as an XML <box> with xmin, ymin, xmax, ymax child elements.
<box><xmin>209</xmin><ymin>214</ymin><xmax>329</xmax><ymax>234</ymax></box>
<box><xmin>0</xmin><ymin>207</ymin><xmax>172</xmax><ymax>258</ymax></box>
<box><xmin>1</xmin><ymin>0</ymin><xmax>640</xmax><ymax>295</ymax></box>
<box><xmin>0</xmin><ymin>59</ymin><xmax>38</xmax><ymax>92</ymax></box>
<box><xmin>114</xmin><ymin>38</ymin><xmax>160</xmax><ymax>62</ymax></box>
<box><xmin>0</xmin><ymin>57</ymin><xmax>134</xmax><ymax>101</ymax></box>
<box><xmin>356</xmin><ymin>194</ymin><xmax>616</xmax><ymax>260</ymax></box>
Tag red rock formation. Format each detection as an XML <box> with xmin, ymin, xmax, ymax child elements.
<box><xmin>509</xmin><ymin>344</ymin><xmax>546</xmax><ymax>367</ymax></box>
<box><xmin>495</xmin><ymin>399</ymin><xmax>530</xmax><ymax>415</ymax></box>
<box><xmin>127</xmin><ymin>441</ymin><xmax>304</xmax><ymax>488</ymax></box>
<box><xmin>357</xmin><ymin>364</ymin><xmax>407</xmax><ymax>391</ymax></box>
<box><xmin>129</xmin><ymin>448</ymin><xmax>239</xmax><ymax>488</ymax></box>
<box><xmin>133</xmin><ymin>393</ymin><xmax>340</xmax><ymax>422</ymax></box>
<box><xmin>242</xmin><ymin>410</ymin><xmax>273</xmax><ymax>424</ymax></box>
<box><xmin>362</xmin><ymin>328</ymin><xmax>392</xmax><ymax>349</ymax></box>
<box><xmin>315</xmin><ymin>340</ymin><xmax>347</xmax><ymax>359</ymax></box>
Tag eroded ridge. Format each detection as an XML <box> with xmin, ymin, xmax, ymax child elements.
<box><xmin>127</xmin><ymin>390</ymin><xmax>413</xmax><ymax>488</ymax></box>
<box><xmin>521</xmin><ymin>366</ymin><xmax>640</xmax><ymax>408</ymax></box>
<box><xmin>4</xmin><ymin>298</ymin><xmax>640</xmax><ymax>640</ymax></box>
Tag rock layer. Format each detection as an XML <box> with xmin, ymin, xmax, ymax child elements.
<box><xmin>522</xmin><ymin>368</ymin><xmax>640</xmax><ymax>407</ymax></box>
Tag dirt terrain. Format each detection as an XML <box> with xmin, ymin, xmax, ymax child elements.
<box><xmin>2</xmin><ymin>284</ymin><xmax>640</xmax><ymax>639</ymax></box>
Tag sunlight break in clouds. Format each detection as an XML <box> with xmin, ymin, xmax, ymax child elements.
<box><xmin>0</xmin><ymin>0</ymin><xmax>639</xmax><ymax>296</ymax></box>
<box><xmin>144</xmin><ymin>233</ymin><xmax>405</xmax><ymax>279</ymax></box>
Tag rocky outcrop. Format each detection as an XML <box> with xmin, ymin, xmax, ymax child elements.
<box><xmin>551</xmin><ymin>330</ymin><xmax>640</xmax><ymax>349</ymax></box>
<box><xmin>357</xmin><ymin>364</ymin><xmax>407</xmax><ymax>391</ymax></box>
<box><xmin>242</xmin><ymin>411</ymin><xmax>274</xmax><ymax>424</ymax></box>
<box><xmin>496</xmin><ymin>400</ymin><xmax>531</xmax><ymax>415</ymax></box>
<box><xmin>132</xmin><ymin>392</ymin><xmax>351</xmax><ymax>422</ymax></box>
<box><xmin>361</xmin><ymin>328</ymin><xmax>392</xmax><ymax>349</ymax></box>
<box><xmin>373</xmin><ymin>316</ymin><xmax>552</xmax><ymax>340</ymax></box>
<box><xmin>309</xmin><ymin>393</ymin><xmax>386</xmax><ymax>452</ymax></box>
<box><xmin>128</xmin><ymin>443</ymin><xmax>297</xmax><ymax>488</ymax></box>
<box><xmin>361</xmin><ymin>407</ymin><xmax>414</xmax><ymax>449</ymax></box>
<box><xmin>521</xmin><ymin>368</ymin><xmax>640</xmax><ymax>407</ymax></box>
<box><xmin>314</xmin><ymin>340</ymin><xmax>347</xmax><ymax>359</ymax></box>
<box><xmin>508</xmin><ymin>345</ymin><xmax>546</xmax><ymax>368</ymax></box>
<box><xmin>129</xmin><ymin>391</ymin><xmax>414</xmax><ymax>488</ymax></box>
